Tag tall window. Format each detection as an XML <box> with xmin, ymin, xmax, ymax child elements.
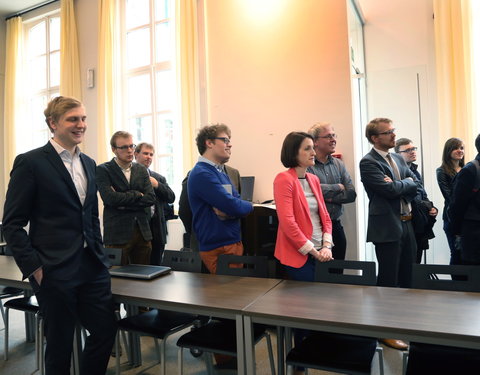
<box><xmin>121</xmin><ymin>0</ymin><xmax>181</xmax><ymax>193</ymax></box>
<box><xmin>19</xmin><ymin>11</ymin><xmax>60</xmax><ymax>154</ymax></box>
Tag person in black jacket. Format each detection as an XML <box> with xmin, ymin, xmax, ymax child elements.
<box><xmin>395</xmin><ymin>138</ymin><xmax>437</xmax><ymax>263</ymax></box>
<box><xmin>449</xmin><ymin>134</ymin><xmax>480</xmax><ymax>265</ymax></box>
<box><xmin>436</xmin><ymin>138</ymin><xmax>465</xmax><ymax>266</ymax></box>
<box><xmin>134</xmin><ymin>142</ymin><xmax>175</xmax><ymax>265</ymax></box>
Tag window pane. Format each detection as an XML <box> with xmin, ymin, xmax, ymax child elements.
<box><xmin>126</xmin><ymin>0</ymin><xmax>150</xmax><ymax>29</ymax></box>
<box><xmin>127</xmin><ymin>74</ymin><xmax>152</xmax><ymax>115</ymax></box>
<box><xmin>156</xmin><ymin>114</ymin><xmax>174</xmax><ymax>154</ymax></box>
<box><xmin>155</xmin><ymin>21</ymin><xmax>172</xmax><ymax>63</ymax></box>
<box><xmin>30</xmin><ymin>55</ymin><xmax>47</xmax><ymax>91</ymax></box>
<box><xmin>158</xmin><ymin>155</ymin><xmax>174</xmax><ymax>185</ymax></box>
<box><xmin>28</xmin><ymin>21</ymin><xmax>46</xmax><ymax>57</ymax></box>
<box><xmin>155</xmin><ymin>0</ymin><xmax>169</xmax><ymax>20</ymax></box>
<box><xmin>49</xmin><ymin>51</ymin><xmax>60</xmax><ymax>87</ymax></box>
<box><xmin>126</xmin><ymin>28</ymin><xmax>151</xmax><ymax>69</ymax></box>
<box><xmin>155</xmin><ymin>70</ymin><xmax>175</xmax><ymax>111</ymax></box>
<box><xmin>129</xmin><ymin>115</ymin><xmax>152</xmax><ymax>143</ymax></box>
<box><xmin>49</xmin><ymin>17</ymin><xmax>60</xmax><ymax>51</ymax></box>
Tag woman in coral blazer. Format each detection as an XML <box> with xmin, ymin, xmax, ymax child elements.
<box><xmin>274</xmin><ymin>131</ymin><xmax>333</xmax><ymax>282</ymax></box>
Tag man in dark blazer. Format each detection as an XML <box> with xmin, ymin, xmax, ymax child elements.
<box><xmin>360</xmin><ymin>118</ymin><xmax>420</xmax><ymax>350</ymax></box>
<box><xmin>97</xmin><ymin>131</ymin><xmax>156</xmax><ymax>265</ymax></box>
<box><xmin>2</xmin><ymin>96</ymin><xmax>117</xmax><ymax>375</ymax></box>
<box><xmin>134</xmin><ymin>142</ymin><xmax>175</xmax><ymax>265</ymax></box>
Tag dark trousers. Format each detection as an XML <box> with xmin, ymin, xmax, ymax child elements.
<box><xmin>331</xmin><ymin>220</ymin><xmax>347</xmax><ymax>273</ymax></box>
<box><xmin>35</xmin><ymin>250</ymin><xmax>117</xmax><ymax>375</ymax></box>
<box><xmin>108</xmin><ymin>223</ymin><xmax>152</xmax><ymax>266</ymax></box>
<box><xmin>150</xmin><ymin>215</ymin><xmax>166</xmax><ymax>265</ymax></box>
<box><xmin>375</xmin><ymin>220</ymin><xmax>416</xmax><ymax>288</ymax></box>
<box><xmin>444</xmin><ymin>220</ymin><xmax>462</xmax><ymax>266</ymax></box>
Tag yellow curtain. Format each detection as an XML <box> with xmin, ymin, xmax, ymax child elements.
<box><xmin>176</xmin><ymin>0</ymin><xmax>201</xmax><ymax>171</ymax></box>
<box><xmin>3</xmin><ymin>17</ymin><xmax>23</xmax><ymax>192</ymax></box>
<box><xmin>433</xmin><ymin>0</ymin><xmax>475</xmax><ymax>159</ymax></box>
<box><xmin>97</xmin><ymin>0</ymin><xmax>118</xmax><ymax>164</ymax></box>
<box><xmin>60</xmin><ymin>0</ymin><xmax>82</xmax><ymax>100</ymax></box>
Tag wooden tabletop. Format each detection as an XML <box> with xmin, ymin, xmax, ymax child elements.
<box><xmin>244</xmin><ymin>280</ymin><xmax>480</xmax><ymax>349</ymax></box>
<box><xmin>111</xmin><ymin>271</ymin><xmax>282</xmax><ymax>317</ymax></box>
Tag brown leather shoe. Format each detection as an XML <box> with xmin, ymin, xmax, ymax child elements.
<box><xmin>380</xmin><ymin>338</ymin><xmax>409</xmax><ymax>350</ymax></box>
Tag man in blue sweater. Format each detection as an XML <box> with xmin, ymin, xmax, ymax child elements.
<box><xmin>188</xmin><ymin>124</ymin><xmax>253</xmax><ymax>274</ymax></box>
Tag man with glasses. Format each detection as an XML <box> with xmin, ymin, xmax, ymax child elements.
<box><xmin>97</xmin><ymin>131</ymin><xmax>156</xmax><ymax>265</ymax></box>
<box><xmin>307</xmin><ymin>122</ymin><xmax>356</xmax><ymax>267</ymax></box>
<box><xmin>360</xmin><ymin>118</ymin><xmax>420</xmax><ymax>351</ymax></box>
<box><xmin>395</xmin><ymin>138</ymin><xmax>437</xmax><ymax>264</ymax></box>
<box><xmin>188</xmin><ymin>124</ymin><xmax>253</xmax><ymax>274</ymax></box>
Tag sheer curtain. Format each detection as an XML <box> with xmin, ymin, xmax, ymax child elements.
<box><xmin>97</xmin><ymin>0</ymin><xmax>119</xmax><ymax>164</ymax></box>
<box><xmin>3</xmin><ymin>17</ymin><xmax>24</xmax><ymax>190</ymax></box>
<box><xmin>176</xmin><ymin>0</ymin><xmax>201</xmax><ymax>170</ymax></box>
<box><xmin>433</xmin><ymin>0</ymin><xmax>475</xmax><ymax>159</ymax></box>
<box><xmin>60</xmin><ymin>0</ymin><xmax>82</xmax><ymax>99</ymax></box>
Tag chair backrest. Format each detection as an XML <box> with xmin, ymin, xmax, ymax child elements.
<box><xmin>103</xmin><ymin>247</ymin><xmax>122</xmax><ymax>267</ymax></box>
<box><xmin>314</xmin><ymin>260</ymin><xmax>377</xmax><ymax>286</ymax></box>
<box><xmin>411</xmin><ymin>264</ymin><xmax>480</xmax><ymax>292</ymax></box>
<box><xmin>161</xmin><ymin>249</ymin><xmax>202</xmax><ymax>272</ymax></box>
<box><xmin>217</xmin><ymin>254</ymin><xmax>269</xmax><ymax>278</ymax></box>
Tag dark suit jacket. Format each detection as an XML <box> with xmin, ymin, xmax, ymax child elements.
<box><xmin>96</xmin><ymin>159</ymin><xmax>156</xmax><ymax>245</ymax></box>
<box><xmin>360</xmin><ymin>149</ymin><xmax>419</xmax><ymax>243</ymax></box>
<box><xmin>2</xmin><ymin>142</ymin><xmax>108</xmax><ymax>280</ymax></box>
<box><xmin>149</xmin><ymin>169</ymin><xmax>175</xmax><ymax>244</ymax></box>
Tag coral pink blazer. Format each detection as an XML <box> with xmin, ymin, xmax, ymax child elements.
<box><xmin>273</xmin><ymin>168</ymin><xmax>332</xmax><ymax>268</ymax></box>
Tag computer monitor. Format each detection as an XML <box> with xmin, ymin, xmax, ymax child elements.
<box><xmin>240</xmin><ymin>176</ymin><xmax>255</xmax><ymax>202</ymax></box>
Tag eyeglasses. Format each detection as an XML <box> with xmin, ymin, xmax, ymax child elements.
<box><xmin>399</xmin><ymin>147</ymin><xmax>418</xmax><ymax>153</ymax></box>
<box><xmin>317</xmin><ymin>134</ymin><xmax>337</xmax><ymax>140</ymax></box>
<box><xmin>377</xmin><ymin>129</ymin><xmax>396</xmax><ymax>136</ymax></box>
<box><xmin>211</xmin><ymin>137</ymin><xmax>231</xmax><ymax>144</ymax></box>
<box><xmin>114</xmin><ymin>144</ymin><xmax>136</xmax><ymax>150</ymax></box>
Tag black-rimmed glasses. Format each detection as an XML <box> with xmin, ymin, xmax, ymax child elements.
<box><xmin>317</xmin><ymin>134</ymin><xmax>337</xmax><ymax>140</ymax></box>
<box><xmin>399</xmin><ymin>147</ymin><xmax>418</xmax><ymax>153</ymax></box>
<box><xmin>211</xmin><ymin>137</ymin><xmax>231</xmax><ymax>144</ymax></box>
<box><xmin>377</xmin><ymin>129</ymin><xmax>396</xmax><ymax>136</ymax></box>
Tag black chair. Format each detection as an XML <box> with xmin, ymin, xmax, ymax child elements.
<box><xmin>114</xmin><ymin>250</ymin><xmax>202</xmax><ymax>375</ymax></box>
<box><xmin>176</xmin><ymin>255</ymin><xmax>276</xmax><ymax>375</ymax></box>
<box><xmin>4</xmin><ymin>295</ymin><xmax>44</xmax><ymax>374</ymax></box>
<box><xmin>161</xmin><ymin>250</ymin><xmax>202</xmax><ymax>273</ymax></box>
<box><xmin>0</xmin><ymin>285</ymin><xmax>24</xmax><ymax>326</ymax></box>
<box><xmin>286</xmin><ymin>260</ymin><xmax>384</xmax><ymax>375</ymax></box>
<box><xmin>404</xmin><ymin>264</ymin><xmax>480</xmax><ymax>375</ymax></box>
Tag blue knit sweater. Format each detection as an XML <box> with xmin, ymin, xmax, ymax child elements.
<box><xmin>188</xmin><ymin>162</ymin><xmax>253</xmax><ymax>251</ymax></box>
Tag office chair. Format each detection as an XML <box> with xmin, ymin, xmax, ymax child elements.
<box><xmin>4</xmin><ymin>294</ymin><xmax>44</xmax><ymax>374</ymax></box>
<box><xmin>161</xmin><ymin>250</ymin><xmax>203</xmax><ymax>273</ymax></box>
<box><xmin>404</xmin><ymin>264</ymin><xmax>480</xmax><ymax>375</ymax></box>
<box><xmin>0</xmin><ymin>285</ymin><xmax>24</xmax><ymax>326</ymax></box>
<box><xmin>285</xmin><ymin>260</ymin><xmax>384</xmax><ymax>375</ymax></box>
<box><xmin>176</xmin><ymin>255</ymin><xmax>276</xmax><ymax>375</ymax></box>
<box><xmin>114</xmin><ymin>250</ymin><xmax>202</xmax><ymax>375</ymax></box>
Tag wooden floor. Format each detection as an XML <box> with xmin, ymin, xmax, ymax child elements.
<box><xmin>0</xmin><ymin>303</ymin><xmax>406</xmax><ymax>375</ymax></box>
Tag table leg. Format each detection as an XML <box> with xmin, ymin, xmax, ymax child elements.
<box><xmin>237</xmin><ymin>314</ymin><xmax>246</xmax><ymax>375</ymax></box>
<box><xmin>277</xmin><ymin>326</ymin><xmax>285</xmax><ymax>375</ymax></box>
<box><xmin>243</xmin><ymin>315</ymin><xmax>255</xmax><ymax>375</ymax></box>
<box><xmin>125</xmin><ymin>304</ymin><xmax>142</xmax><ymax>367</ymax></box>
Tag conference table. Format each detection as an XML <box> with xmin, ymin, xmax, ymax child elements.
<box><xmin>110</xmin><ymin>271</ymin><xmax>282</xmax><ymax>373</ymax></box>
<box><xmin>243</xmin><ymin>280</ymin><xmax>480</xmax><ymax>375</ymax></box>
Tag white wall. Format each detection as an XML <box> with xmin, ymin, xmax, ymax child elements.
<box><xmin>201</xmin><ymin>0</ymin><xmax>359</xmax><ymax>257</ymax></box>
<box><xmin>359</xmin><ymin>0</ymin><xmax>449</xmax><ymax>263</ymax></box>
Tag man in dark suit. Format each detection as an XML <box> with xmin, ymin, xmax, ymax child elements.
<box><xmin>2</xmin><ymin>96</ymin><xmax>117</xmax><ymax>375</ymax></box>
<box><xmin>360</xmin><ymin>118</ymin><xmax>420</xmax><ymax>350</ymax></box>
<box><xmin>134</xmin><ymin>142</ymin><xmax>175</xmax><ymax>265</ymax></box>
<box><xmin>97</xmin><ymin>131</ymin><xmax>156</xmax><ymax>266</ymax></box>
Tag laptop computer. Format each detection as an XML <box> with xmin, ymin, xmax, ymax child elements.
<box><xmin>240</xmin><ymin>176</ymin><xmax>255</xmax><ymax>202</ymax></box>
<box><xmin>109</xmin><ymin>264</ymin><xmax>172</xmax><ymax>280</ymax></box>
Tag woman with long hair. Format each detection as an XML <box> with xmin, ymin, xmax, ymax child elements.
<box><xmin>436</xmin><ymin>137</ymin><xmax>465</xmax><ymax>265</ymax></box>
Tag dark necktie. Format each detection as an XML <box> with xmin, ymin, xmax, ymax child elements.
<box><xmin>386</xmin><ymin>154</ymin><xmax>410</xmax><ymax>215</ymax></box>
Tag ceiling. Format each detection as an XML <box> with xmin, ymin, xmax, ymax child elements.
<box><xmin>0</xmin><ymin>0</ymin><xmax>48</xmax><ymax>18</ymax></box>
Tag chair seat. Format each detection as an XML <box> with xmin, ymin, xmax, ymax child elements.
<box><xmin>4</xmin><ymin>296</ymin><xmax>39</xmax><ymax>313</ymax></box>
<box><xmin>176</xmin><ymin>320</ymin><xmax>267</xmax><ymax>355</ymax></box>
<box><xmin>118</xmin><ymin>309</ymin><xmax>197</xmax><ymax>338</ymax></box>
<box><xmin>286</xmin><ymin>331</ymin><xmax>377</xmax><ymax>375</ymax></box>
<box><xmin>406</xmin><ymin>342</ymin><xmax>480</xmax><ymax>374</ymax></box>
<box><xmin>0</xmin><ymin>286</ymin><xmax>23</xmax><ymax>297</ymax></box>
